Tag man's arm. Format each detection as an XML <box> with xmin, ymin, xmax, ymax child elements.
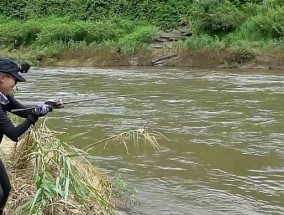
<box><xmin>5</xmin><ymin>95</ymin><xmax>32</xmax><ymax>118</ymax></box>
<box><xmin>0</xmin><ymin>105</ymin><xmax>37</xmax><ymax>142</ymax></box>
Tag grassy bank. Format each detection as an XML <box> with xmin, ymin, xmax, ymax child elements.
<box><xmin>0</xmin><ymin>1</ymin><xmax>284</xmax><ymax>69</ymax></box>
<box><xmin>0</xmin><ymin>21</ymin><xmax>283</xmax><ymax>69</ymax></box>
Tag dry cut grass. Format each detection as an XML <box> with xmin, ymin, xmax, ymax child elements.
<box><xmin>1</xmin><ymin>119</ymin><xmax>167</xmax><ymax>214</ymax></box>
<box><xmin>3</xmin><ymin>119</ymin><xmax>114</xmax><ymax>215</ymax></box>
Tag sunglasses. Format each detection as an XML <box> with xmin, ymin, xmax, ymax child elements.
<box><xmin>1</xmin><ymin>74</ymin><xmax>18</xmax><ymax>84</ymax></box>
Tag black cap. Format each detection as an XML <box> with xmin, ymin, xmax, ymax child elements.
<box><xmin>0</xmin><ymin>57</ymin><xmax>26</xmax><ymax>82</ymax></box>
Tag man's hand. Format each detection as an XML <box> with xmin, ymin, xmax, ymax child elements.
<box><xmin>45</xmin><ymin>99</ymin><xmax>64</xmax><ymax>108</ymax></box>
<box><xmin>32</xmin><ymin>102</ymin><xmax>53</xmax><ymax>117</ymax></box>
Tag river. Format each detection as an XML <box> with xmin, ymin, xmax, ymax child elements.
<box><xmin>16</xmin><ymin>67</ymin><xmax>284</xmax><ymax>215</ymax></box>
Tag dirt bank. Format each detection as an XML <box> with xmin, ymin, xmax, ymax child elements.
<box><xmin>39</xmin><ymin>48</ymin><xmax>284</xmax><ymax>70</ymax></box>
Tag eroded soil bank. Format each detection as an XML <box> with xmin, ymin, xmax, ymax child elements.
<box><xmin>39</xmin><ymin>48</ymin><xmax>284</xmax><ymax>70</ymax></box>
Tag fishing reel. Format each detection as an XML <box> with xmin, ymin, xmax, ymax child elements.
<box><xmin>45</xmin><ymin>99</ymin><xmax>64</xmax><ymax>109</ymax></box>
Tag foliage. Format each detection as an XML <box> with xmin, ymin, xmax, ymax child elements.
<box><xmin>251</xmin><ymin>7</ymin><xmax>284</xmax><ymax>39</ymax></box>
<box><xmin>241</xmin><ymin>2</ymin><xmax>262</xmax><ymax>17</ymax></box>
<box><xmin>0</xmin><ymin>15</ymin><xmax>158</xmax><ymax>51</ymax></box>
<box><xmin>121</xmin><ymin>0</ymin><xmax>192</xmax><ymax>29</ymax></box>
<box><xmin>262</xmin><ymin>0</ymin><xmax>284</xmax><ymax>8</ymax></box>
<box><xmin>0</xmin><ymin>0</ymin><xmax>27</xmax><ymax>19</ymax></box>
<box><xmin>190</xmin><ymin>0</ymin><xmax>243</xmax><ymax>35</ymax></box>
<box><xmin>229</xmin><ymin>47</ymin><xmax>256</xmax><ymax>63</ymax></box>
<box><xmin>225</xmin><ymin>19</ymin><xmax>263</xmax><ymax>41</ymax></box>
<box><xmin>118</xmin><ymin>26</ymin><xmax>158</xmax><ymax>45</ymax></box>
<box><xmin>229</xmin><ymin>0</ymin><xmax>264</xmax><ymax>6</ymax></box>
<box><xmin>0</xmin><ymin>19</ymin><xmax>43</xmax><ymax>46</ymax></box>
<box><xmin>226</xmin><ymin>4</ymin><xmax>284</xmax><ymax>41</ymax></box>
<box><xmin>0</xmin><ymin>0</ymin><xmax>284</xmax><ymax>53</ymax></box>
<box><xmin>175</xmin><ymin>34</ymin><xmax>225</xmax><ymax>49</ymax></box>
<box><xmin>0</xmin><ymin>0</ymin><xmax>192</xmax><ymax>29</ymax></box>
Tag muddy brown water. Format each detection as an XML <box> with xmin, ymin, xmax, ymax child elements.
<box><xmin>15</xmin><ymin>67</ymin><xmax>284</xmax><ymax>215</ymax></box>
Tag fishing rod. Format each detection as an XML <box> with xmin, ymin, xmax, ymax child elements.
<box><xmin>10</xmin><ymin>97</ymin><xmax>107</xmax><ymax>113</ymax></box>
<box><xmin>11</xmin><ymin>93</ymin><xmax>173</xmax><ymax>113</ymax></box>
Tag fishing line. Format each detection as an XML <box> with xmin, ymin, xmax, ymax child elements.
<box><xmin>11</xmin><ymin>93</ymin><xmax>173</xmax><ymax>113</ymax></box>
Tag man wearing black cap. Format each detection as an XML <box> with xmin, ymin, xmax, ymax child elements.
<box><xmin>0</xmin><ymin>57</ymin><xmax>53</xmax><ymax>215</ymax></box>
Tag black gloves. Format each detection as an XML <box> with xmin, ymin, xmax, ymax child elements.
<box><xmin>32</xmin><ymin>102</ymin><xmax>53</xmax><ymax>116</ymax></box>
<box><xmin>27</xmin><ymin>102</ymin><xmax>53</xmax><ymax>124</ymax></box>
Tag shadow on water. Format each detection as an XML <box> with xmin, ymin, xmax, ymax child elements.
<box><xmin>16</xmin><ymin>67</ymin><xmax>284</xmax><ymax>215</ymax></box>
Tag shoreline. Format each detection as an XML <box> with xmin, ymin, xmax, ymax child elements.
<box><xmin>1</xmin><ymin>47</ymin><xmax>284</xmax><ymax>71</ymax></box>
<box><xmin>37</xmin><ymin>48</ymin><xmax>284</xmax><ymax>70</ymax></box>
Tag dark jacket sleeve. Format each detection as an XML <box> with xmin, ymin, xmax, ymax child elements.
<box><xmin>5</xmin><ymin>95</ymin><xmax>33</xmax><ymax>118</ymax></box>
<box><xmin>0</xmin><ymin>104</ymin><xmax>38</xmax><ymax>142</ymax></box>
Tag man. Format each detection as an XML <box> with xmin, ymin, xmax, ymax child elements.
<box><xmin>0</xmin><ymin>57</ymin><xmax>54</xmax><ymax>215</ymax></box>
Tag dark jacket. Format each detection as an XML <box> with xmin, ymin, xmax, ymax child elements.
<box><xmin>0</xmin><ymin>95</ymin><xmax>37</xmax><ymax>143</ymax></box>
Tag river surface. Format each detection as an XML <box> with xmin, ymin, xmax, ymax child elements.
<box><xmin>16</xmin><ymin>67</ymin><xmax>284</xmax><ymax>215</ymax></box>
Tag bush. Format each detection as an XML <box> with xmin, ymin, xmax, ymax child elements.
<box><xmin>175</xmin><ymin>34</ymin><xmax>225</xmax><ymax>49</ymax></box>
<box><xmin>225</xmin><ymin>19</ymin><xmax>263</xmax><ymax>41</ymax></box>
<box><xmin>35</xmin><ymin>18</ymin><xmax>91</xmax><ymax>45</ymax></box>
<box><xmin>0</xmin><ymin>20</ymin><xmax>41</xmax><ymax>46</ymax></box>
<box><xmin>0</xmin><ymin>21</ymin><xmax>24</xmax><ymax>45</ymax></box>
<box><xmin>36</xmin><ymin>24</ymin><xmax>76</xmax><ymax>45</ymax></box>
<box><xmin>0</xmin><ymin>0</ymin><xmax>27</xmax><ymax>19</ymax></box>
<box><xmin>262</xmin><ymin>0</ymin><xmax>284</xmax><ymax>8</ymax></box>
<box><xmin>118</xmin><ymin>25</ymin><xmax>158</xmax><ymax>45</ymax></box>
<box><xmin>229</xmin><ymin>47</ymin><xmax>256</xmax><ymax>63</ymax></box>
<box><xmin>85</xmin><ymin>20</ymin><xmax>122</xmax><ymax>43</ymax></box>
<box><xmin>190</xmin><ymin>0</ymin><xmax>242</xmax><ymax>35</ymax></box>
<box><xmin>251</xmin><ymin>7</ymin><xmax>284</xmax><ymax>39</ymax></box>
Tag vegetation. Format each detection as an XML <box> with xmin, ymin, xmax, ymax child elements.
<box><xmin>0</xmin><ymin>0</ymin><xmax>283</xmax><ymax>64</ymax></box>
<box><xmin>1</xmin><ymin>119</ymin><xmax>165</xmax><ymax>214</ymax></box>
<box><xmin>1</xmin><ymin>1</ymin><xmax>283</xmax><ymax>213</ymax></box>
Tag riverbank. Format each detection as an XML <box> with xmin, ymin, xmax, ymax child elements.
<box><xmin>48</xmin><ymin>48</ymin><xmax>284</xmax><ymax>70</ymax></box>
<box><xmin>1</xmin><ymin>1</ymin><xmax>284</xmax><ymax>71</ymax></box>
<box><xmin>3</xmin><ymin>47</ymin><xmax>284</xmax><ymax>71</ymax></box>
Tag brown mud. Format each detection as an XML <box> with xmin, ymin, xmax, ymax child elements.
<box><xmin>39</xmin><ymin>48</ymin><xmax>284</xmax><ymax>70</ymax></box>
